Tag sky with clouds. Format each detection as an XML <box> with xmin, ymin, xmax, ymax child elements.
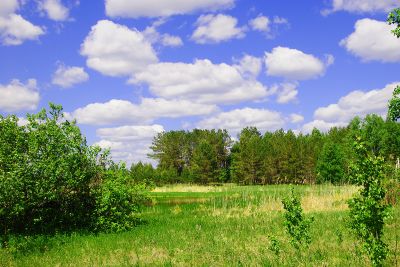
<box><xmin>1</xmin><ymin>0</ymin><xmax>400</xmax><ymax>164</ymax></box>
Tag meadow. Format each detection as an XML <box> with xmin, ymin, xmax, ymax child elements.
<box><xmin>1</xmin><ymin>184</ymin><xmax>399</xmax><ymax>266</ymax></box>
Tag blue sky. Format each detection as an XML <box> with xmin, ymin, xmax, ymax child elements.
<box><xmin>1</xmin><ymin>0</ymin><xmax>400</xmax><ymax>164</ymax></box>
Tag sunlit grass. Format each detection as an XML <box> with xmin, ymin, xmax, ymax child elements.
<box><xmin>1</xmin><ymin>184</ymin><xmax>398</xmax><ymax>266</ymax></box>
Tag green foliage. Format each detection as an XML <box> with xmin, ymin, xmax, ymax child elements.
<box><xmin>388</xmin><ymin>8</ymin><xmax>400</xmax><ymax>38</ymax></box>
<box><xmin>92</xmin><ymin>163</ymin><xmax>148</xmax><ymax>233</ymax></box>
<box><xmin>0</xmin><ymin>104</ymin><xmax>147</xmax><ymax>246</ymax></box>
<box><xmin>268</xmin><ymin>235</ymin><xmax>281</xmax><ymax>256</ymax></box>
<box><xmin>387</xmin><ymin>85</ymin><xmax>400</xmax><ymax>122</ymax></box>
<box><xmin>282</xmin><ymin>188</ymin><xmax>313</xmax><ymax>249</ymax></box>
<box><xmin>347</xmin><ymin>137</ymin><xmax>390</xmax><ymax>266</ymax></box>
<box><xmin>316</xmin><ymin>141</ymin><xmax>346</xmax><ymax>184</ymax></box>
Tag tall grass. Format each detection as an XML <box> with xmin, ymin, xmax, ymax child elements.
<box><xmin>1</xmin><ymin>184</ymin><xmax>398</xmax><ymax>266</ymax></box>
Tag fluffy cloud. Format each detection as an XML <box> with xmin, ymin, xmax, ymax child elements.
<box><xmin>80</xmin><ymin>20</ymin><xmax>158</xmax><ymax>76</ymax></box>
<box><xmin>0</xmin><ymin>0</ymin><xmax>19</xmax><ymax>15</ymax></box>
<box><xmin>52</xmin><ymin>65</ymin><xmax>89</xmax><ymax>88</ymax></box>
<box><xmin>197</xmin><ymin>107</ymin><xmax>285</xmax><ymax>135</ymax></box>
<box><xmin>70</xmin><ymin>98</ymin><xmax>218</xmax><ymax>126</ymax></box>
<box><xmin>301</xmin><ymin>82</ymin><xmax>400</xmax><ymax>133</ymax></box>
<box><xmin>95</xmin><ymin>124</ymin><xmax>164</xmax><ymax>164</ymax></box>
<box><xmin>270</xmin><ymin>82</ymin><xmax>298</xmax><ymax>104</ymax></box>
<box><xmin>38</xmin><ymin>0</ymin><xmax>69</xmax><ymax>21</ymax></box>
<box><xmin>143</xmin><ymin>22</ymin><xmax>183</xmax><ymax>47</ymax></box>
<box><xmin>302</xmin><ymin>120</ymin><xmax>347</xmax><ymax>133</ymax></box>
<box><xmin>324</xmin><ymin>0</ymin><xmax>400</xmax><ymax>14</ymax></box>
<box><xmin>0</xmin><ymin>79</ymin><xmax>40</xmax><ymax>112</ymax></box>
<box><xmin>191</xmin><ymin>14</ymin><xmax>245</xmax><ymax>44</ymax></box>
<box><xmin>340</xmin><ymin>19</ymin><xmax>400</xmax><ymax>62</ymax></box>
<box><xmin>249</xmin><ymin>15</ymin><xmax>270</xmax><ymax>32</ymax></box>
<box><xmin>161</xmin><ymin>34</ymin><xmax>183</xmax><ymax>47</ymax></box>
<box><xmin>105</xmin><ymin>0</ymin><xmax>234</xmax><ymax>18</ymax></box>
<box><xmin>234</xmin><ymin>54</ymin><xmax>262</xmax><ymax>78</ymax></box>
<box><xmin>132</xmin><ymin>59</ymin><xmax>268</xmax><ymax>104</ymax></box>
<box><xmin>265</xmin><ymin>47</ymin><xmax>333</xmax><ymax>80</ymax></box>
<box><xmin>0</xmin><ymin>14</ymin><xmax>44</xmax><ymax>45</ymax></box>
<box><xmin>290</xmin><ymin>113</ymin><xmax>304</xmax><ymax>124</ymax></box>
<box><xmin>314</xmin><ymin>82</ymin><xmax>400</xmax><ymax>123</ymax></box>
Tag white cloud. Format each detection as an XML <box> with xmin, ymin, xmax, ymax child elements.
<box><xmin>143</xmin><ymin>21</ymin><xmax>183</xmax><ymax>47</ymax></box>
<box><xmin>270</xmin><ymin>82</ymin><xmax>298</xmax><ymax>104</ymax></box>
<box><xmin>0</xmin><ymin>14</ymin><xmax>44</xmax><ymax>45</ymax></box>
<box><xmin>70</xmin><ymin>98</ymin><xmax>218</xmax><ymax>126</ymax></box>
<box><xmin>314</xmin><ymin>82</ymin><xmax>400</xmax><ymax>123</ymax></box>
<box><xmin>38</xmin><ymin>0</ymin><xmax>69</xmax><ymax>21</ymax></box>
<box><xmin>80</xmin><ymin>20</ymin><xmax>158</xmax><ymax>76</ymax></box>
<box><xmin>234</xmin><ymin>54</ymin><xmax>262</xmax><ymax>78</ymax></box>
<box><xmin>340</xmin><ymin>19</ymin><xmax>400</xmax><ymax>62</ymax></box>
<box><xmin>17</xmin><ymin>117</ymin><xmax>29</xmax><ymax>126</ymax></box>
<box><xmin>249</xmin><ymin>15</ymin><xmax>270</xmax><ymax>32</ymax></box>
<box><xmin>290</xmin><ymin>113</ymin><xmax>304</xmax><ymax>124</ymax></box>
<box><xmin>0</xmin><ymin>79</ymin><xmax>40</xmax><ymax>112</ymax></box>
<box><xmin>105</xmin><ymin>0</ymin><xmax>235</xmax><ymax>18</ymax></box>
<box><xmin>95</xmin><ymin>124</ymin><xmax>164</xmax><ymax>165</ymax></box>
<box><xmin>197</xmin><ymin>107</ymin><xmax>285</xmax><ymax>135</ymax></box>
<box><xmin>132</xmin><ymin>59</ymin><xmax>269</xmax><ymax>104</ymax></box>
<box><xmin>302</xmin><ymin>120</ymin><xmax>347</xmax><ymax>133</ymax></box>
<box><xmin>52</xmin><ymin>65</ymin><xmax>89</xmax><ymax>88</ymax></box>
<box><xmin>301</xmin><ymin>81</ymin><xmax>400</xmax><ymax>133</ymax></box>
<box><xmin>273</xmin><ymin>16</ymin><xmax>289</xmax><ymax>25</ymax></box>
<box><xmin>162</xmin><ymin>34</ymin><xmax>183</xmax><ymax>47</ymax></box>
<box><xmin>265</xmin><ymin>46</ymin><xmax>332</xmax><ymax>80</ymax></box>
<box><xmin>0</xmin><ymin>0</ymin><xmax>19</xmax><ymax>15</ymax></box>
<box><xmin>324</xmin><ymin>0</ymin><xmax>400</xmax><ymax>14</ymax></box>
<box><xmin>191</xmin><ymin>14</ymin><xmax>245</xmax><ymax>44</ymax></box>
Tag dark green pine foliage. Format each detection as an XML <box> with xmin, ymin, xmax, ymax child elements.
<box><xmin>316</xmin><ymin>142</ymin><xmax>346</xmax><ymax>184</ymax></box>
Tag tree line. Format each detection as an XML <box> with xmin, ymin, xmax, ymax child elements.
<box><xmin>143</xmin><ymin>114</ymin><xmax>400</xmax><ymax>185</ymax></box>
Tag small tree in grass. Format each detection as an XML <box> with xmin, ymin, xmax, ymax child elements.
<box><xmin>348</xmin><ymin>137</ymin><xmax>390</xmax><ymax>266</ymax></box>
<box><xmin>282</xmin><ymin>188</ymin><xmax>313</xmax><ymax>249</ymax></box>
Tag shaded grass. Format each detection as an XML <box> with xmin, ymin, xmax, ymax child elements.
<box><xmin>1</xmin><ymin>184</ymin><xmax>398</xmax><ymax>266</ymax></box>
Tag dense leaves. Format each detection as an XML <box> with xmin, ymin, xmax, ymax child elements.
<box><xmin>348</xmin><ymin>138</ymin><xmax>390</xmax><ymax>266</ymax></box>
<box><xmin>0</xmin><ymin>104</ymin><xmax>146</xmax><ymax>245</ymax></box>
<box><xmin>282</xmin><ymin>188</ymin><xmax>313</xmax><ymax>249</ymax></box>
<box><xmin>387</xmin><ymin>8</ymin><xmax>400</xmax><ymax>38</ymax></box>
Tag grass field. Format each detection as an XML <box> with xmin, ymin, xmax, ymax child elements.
<box><xmin>1</xmin><ymin>184</ymin><xmax>399</xmax><ymax>266</ymax></box>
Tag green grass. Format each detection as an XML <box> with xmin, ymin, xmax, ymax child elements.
<box><xmin>1</xmin><ymin>184</ymin><xmax>399</xmax><ymax>266</ymax></box>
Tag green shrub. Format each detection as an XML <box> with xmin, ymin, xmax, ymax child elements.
<box><xmin>92</xmin><ymin>163</ymin><xmax>148</xmax><ymax>233</ymax></box>
<box><xmin>282</xmin><ymin>188</ymin><xmax>313</xmax><ymax>249</ymax></box>
<box><xmin>348</xmin><ymin>137</ymin><xmax>390</xmax><ymax>266</ymax></box>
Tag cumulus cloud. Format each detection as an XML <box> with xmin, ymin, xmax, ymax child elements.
<box><xmin>270</xmin><ymin>82</ymin><xmax>298</xmax><ymax>104</ymax></box>
<box><xmin>143</xmin><ymin>21</ymin><xmax>183</xmax><ymax>47</ymax></box>
<box><xmin>95</xmin><ymin>124</ymin><xmax>164</xmax><ymax>165</ymax></box>
<box><xmin>0</xmin><ymin>13</ymin><xmax>44</xmax><ymax>45</ymax></box>
<box><xmin>52</xmin><ymin>65</ymin><xmax>89</xmax><ymax>88</ymax></box>
<box><xmin>69</xmin><ymin>98</ymin><xmax>218</xmax><ymax>126</ymax></box>
<box><xmin>80</xmin><ymin>20</ymin><xmax>158</xmax><ymax>76</ymax></box>
<box><xmin>302</xmin><ymin>120</ymin><xmax>347</xmax><ymax>133</ymax></box>
<box><xmin>191</xmin><ymin>14</ymin><xmax>245</xmax><ymax>44</ymax></box>
<box><xmin>197</xmin><ymin>107</ymin><xmax>285</xmax><ymax>136</ymax></box>
<box><xmin>323</xmin><ymin>0</ymin><xmax>400</xmax><ymax>14</ymax></box>
<box><xmin>301</xmin><ymin>82</ymin><xmax>400</xmax><ymax>133</ymax></box>
<box><xmin>233</xmin><ymin>54</ymin><xmax>262</xmax><ymax>78</ymax></box>
<box><xmin>0</xmin><ymin>0</ymin><xmax>19</xmax><ymax>15</ymax></box>
<box><xmin>38</xmin><ymin>0</ymin><xmax>69</xmax><ymax>21</ymax></box>
<box><xmin>105</xmin><ymin>0</ymin><xmax>234</xmax><ymax>18</ymax></box>
<box><xmin>0</xmin><ymin>79</ymin><xmax>40</xmax><ymax>112</ymax></box>
<box><xmin>265</xmin><ymin>47</ymin><xmax>333</xmax><ymax>80</ymax></box>
<box><xmin>249</xmin><ymin>15</ymin><xmax>270</xmax><ymax>32</ymax></box>
<box><xmin>132</xmin><ymin>59</ymin><xmax>269</xmax><ymax>104</ymax></box>
<box><xmin>340</xmin><ymin>19</ymin><xmax>400</xmax><ymax>62</ymax></box>
<box><xmin>290</xmin><ymin>113</ymin><xmax>304</xmax><ymax>124</ymax></box>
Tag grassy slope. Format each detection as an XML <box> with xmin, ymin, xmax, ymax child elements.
<box><xmin>1</xmin><ymin>184</ymin><xmax>399</xmax><ymax>266</ymax></box>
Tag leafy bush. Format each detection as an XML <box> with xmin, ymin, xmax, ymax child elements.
<box><xmin>348</xmin><ymin>137</ymin><xmax>390</xmax><ymax>266</ymax></box>
<box><xmin>92</xmin><ymin>163</ymin><xmax>148</xmax><ymax>233</ymax></box>
<box><xmin>282</xmin><ymin>188</ymin><xmax>313</xmax><ymax>249</ymax></box>
<box><xmin>0</xmin><ymin>104</ymin><xmax>147</xmax><ymax>247</ymax></box>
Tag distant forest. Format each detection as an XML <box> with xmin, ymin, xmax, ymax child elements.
<box><xmin>129</xmin><ymin>114</ymin><xmax>400</xmax><ymax>185</ymax></box>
